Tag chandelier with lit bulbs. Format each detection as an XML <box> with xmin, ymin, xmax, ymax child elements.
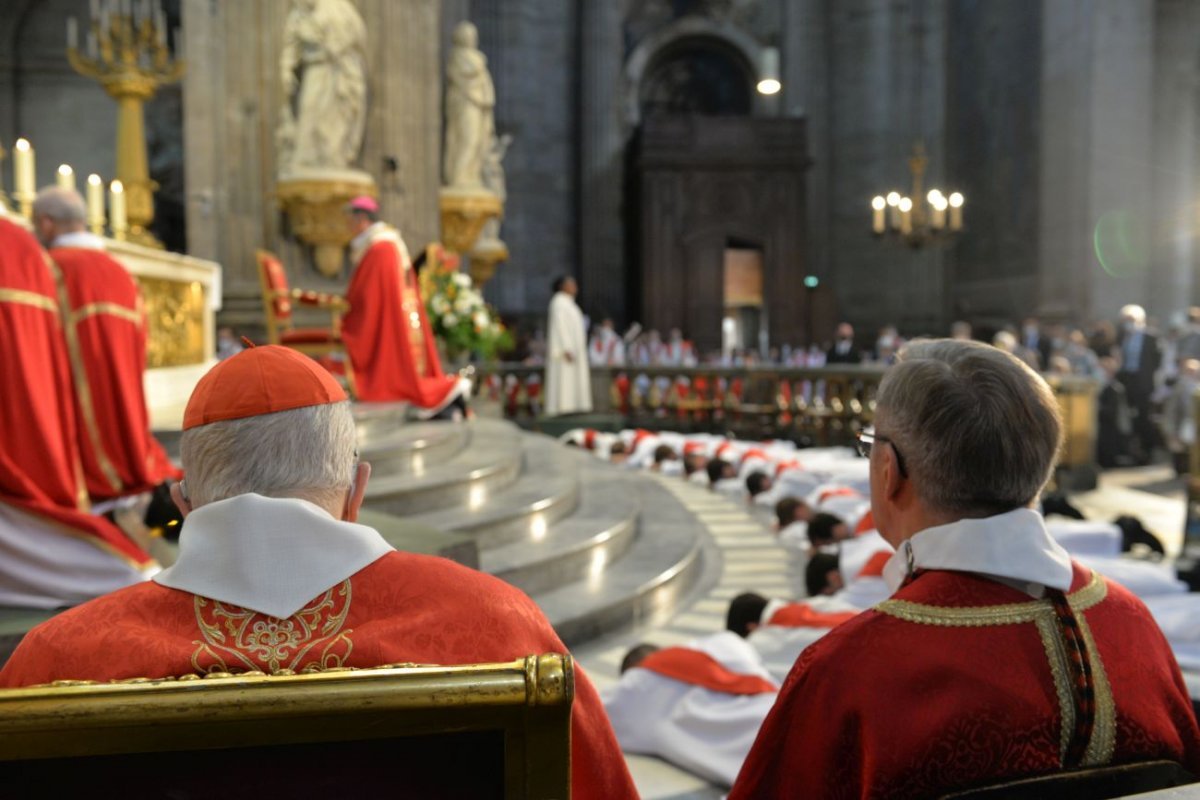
<box><xmin>870</xmin><ymin>142</ymin><xmax>963</xmax><ymax>248</ymax></box>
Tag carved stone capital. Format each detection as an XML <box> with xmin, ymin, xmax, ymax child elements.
<box><xmin>277</xmin><ymin>171</ymin><xmax>377</xmax><ymax>277</ymax></box>
<box><xmin>439</xmin><ymin>188</ymin><xmax>502</xmax><ymax>256</ymax></box>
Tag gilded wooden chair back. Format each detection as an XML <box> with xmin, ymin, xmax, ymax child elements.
<box><xmin>0</xmin><ymin>653</ymin><xmax>573</xmax><ymax>799</ymax></box>
<box><xmin>255</xmin><ymin>249</ymin><xmax>294</xmax><ymax>344</ymax></box>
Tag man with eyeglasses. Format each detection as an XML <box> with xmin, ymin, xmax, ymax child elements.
<box><xmin>731</xmin><ymin>338</ymin><xmax>1200</xmax><ymax>799</ymax></box>
<box><xmin>0</xmin><ymin>345</ymin><xmax>637</xmax><ymax>800</ymax></box>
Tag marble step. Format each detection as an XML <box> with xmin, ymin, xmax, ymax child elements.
<box><xmin>481</xmin><ymin>471</ymin><xmax>639</xmax><ymax>596</ymax></box>
<box><xmin>358</xmin><ymin>419</ymin><xmax>471</xmax><ymax>478</ymax></box>
<box><xmin>353</xmin><ymin>402</ymin><xmax>411</xmax><ymax>440</ymax></box>
<box><xmin>537</xmin><ymin>479</ymin><xmax>708</xmax><ymax>648</ymax></box>
<box><xmin>362</xmin><ymin>419</ymin><xmax>523</xmax><ymax>516</ymax></box>
<box><xmin>404</xmin><ymin>436</ymin><xmax>585</xmax><ymax>547</ymax></box>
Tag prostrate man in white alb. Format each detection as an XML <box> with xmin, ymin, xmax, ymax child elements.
<box><xmin>544</xmin><ymin>275</ymin><xmax>592</xmax><ymax>416</ymax></box>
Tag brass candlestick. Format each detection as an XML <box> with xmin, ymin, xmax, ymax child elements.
<box><xmin>67</xmin><ymin>1</ymin><xmax>184</xmax><ymax>248</ymax></box>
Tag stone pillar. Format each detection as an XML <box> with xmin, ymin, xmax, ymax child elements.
<box><xmin>182</xmin><ymin>0</ymin><xmax>441</xmax><ymax>329</ymax></box>
<box><xmin>782</xmin><ymin>0</ymin><xmax>829</xmax><ymax>282</ymax></box>
<box><xmin>1148</xmin><ymin>0</ymin><xmax>1199</xmax><ymax>320</ymax></box>
<box><xmin>1039</xmin><ymin>0</ymin><xmax>1154</xmax><ymax>323</ymax></box>
<box><xmin>578</xmin><ymin>0</ymin><xmax>626</xmax><ymax>323</ymax></box>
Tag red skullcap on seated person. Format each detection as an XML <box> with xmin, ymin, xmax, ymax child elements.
<box><xmin>183</xmin><ymin>345</ymin><xmax>346</xmax><ymax>430</ymax></box>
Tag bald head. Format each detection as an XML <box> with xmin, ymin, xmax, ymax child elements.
<box><xmin>32</xmin><ymin>186</ymin><xmax>86</xmax><ymax>247</ymax></box>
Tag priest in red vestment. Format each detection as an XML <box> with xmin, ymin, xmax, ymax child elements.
<box><xmin>33</xmin><ymin>187</ymin><xmax>180</xmax><ymax>504</ymax></box>
<box><xmin>731</xmin><ymin>339</ymin><xmax>1200</xmax><ymax>799</ymax></box>
<box><xmin>0</xmin><ymin>344</ymin><xmax>636</xmax><ymax>800</ymax></box>
<box><xmin>0</xmin><ymin>211</ymin><xmax>154</xmax><ymax>608</ymax></box>
<box><xmin>341</xmin><ymin>196</ymin><xmax>467</xmax><ymax>413</ymax></box>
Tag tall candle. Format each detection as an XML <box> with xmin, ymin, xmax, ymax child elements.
<box><xmin>56</xmin><ymin>164</ymin><xmax>76</xmax><ymax>191</ymax></box>
<box><xmin>67</xmin><ymin>16</ymin><xmax>78</xmax><ymax>49</ymax></box>
<box><xmin>109</xmin><ymin>179</ymin><xmax>126</xmax><ymax>237</ymax></box>
<box><xmin>949</xmin><ymin>192</ymin><xmax>964</xmax><ymax>231</ymax></box>
<box><xmin>13</xmin><ymin>138</ymin><xmax>34</xmax><ymax>199</ymax></box>
<box><xmin>871</xmin><ymin>196</ymin><xmax>885</xmax><ymax>234</ymax></box>
<box><xmin>86</xmin><ymin>174</ymin><xmax>105</xmax><ymax>232</ymax></box>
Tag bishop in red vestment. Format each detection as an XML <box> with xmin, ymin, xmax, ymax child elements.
<box><xmin>34</xmin><ymin>188</ymin><xmax>179</xmax><ymax>502</ymax></box>
<box><xmin>0</xmin><ymin>212</ymin><xmax>153</xmax><ymax>607</ymax></box>
<box><xmin>341</xmin><ymin>196</ymin><xmax>465</xmax><ymax>411</ymax></box>
<box><xmin>0</xmin><ymin>345</ymin><xmax>636</xmax><ymax>800</ymax></box>
<box><xmin>731</xmin><ymin>340</ymin><xmax>1200</xmax><ymax>799</ymax></box>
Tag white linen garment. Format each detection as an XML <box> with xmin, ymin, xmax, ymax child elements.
<box><xmin>544</xmin><ymin>291</ymin><xmax>592</xmax><ymax>416</ymax></box>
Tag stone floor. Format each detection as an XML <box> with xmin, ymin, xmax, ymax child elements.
<box><xmin>574</xmin><ymin>465</ymin><xmax>1197</xmax><ymax>799</ymax></box>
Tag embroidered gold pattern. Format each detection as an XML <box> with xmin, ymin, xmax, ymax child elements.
<box><xmin>1076</xmin><ymin>612</ymin><xmax>1117</xmax><ymax>766</ymax></box>
<box><xmin>71</xmin><ymin>300</ymin><xmax>143</xmax><ymax>326</ymax></box>
<box><xmin>877</xmin><ymin>571</ymin><xmax>1111</xmax><ymax>768</ymax></box>
<box><xmin>0</xmin><ymin>286</ymin><xmax>57</xmax><ymax>313</ymax></box>
<box><xmin>191</xmin><ymin>580</ymin><xmax>354</xmax><ymax>674</ymax></box>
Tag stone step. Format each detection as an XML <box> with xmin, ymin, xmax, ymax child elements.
<box><xmin>362</xmin><ymin>419</ymin><xmax>523</xmax><ymax>516</ymax></box>
<box><xmin>535</xmin><ymin>479</ymin><xmax>708</xmax><ymax>648</ymax></box>
<box><xmin>481</xmin><ymin>471</ymin><xmax>639</xmax><ymax>596</ymax></box>
<box><xmin>353</xmin><ymin>402</ymin><xmax>410</xmax><ymax>440</ymax></box>
<box><xmin>358</xmin><ymin>419</ymin><xmax>470</xmax><ymax>478</ymax></box>
<box><xmin>405</xmin><ymin>436</ymin><xmax>584</xmax><ymax>547</ymax></box>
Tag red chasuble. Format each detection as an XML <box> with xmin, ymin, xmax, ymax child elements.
<box><xmin>0</xmin><ymin>551</ymin><xmax>638</xmax><ymax>800</ymax></box>
<box><xmin>730</xmin><ymin>563</ymin><xmax>1200</xmax><ymax>799</ymax></box>
<box><xmin>342</xmin><ymin>226</ymin><xmax>460</xmax><ymax>408</ymax></box>
<box><xmin>50</xmin><ymin>245</ymin><xmax>180</xmax><ymax>501</ymax></box>
<box><xmin>0</xmin><ymin>220</ymin><xmax>150</xmax><ymax>566</ymax></box>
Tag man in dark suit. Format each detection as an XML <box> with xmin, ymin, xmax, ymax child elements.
<box><xmin>826</xmin><ymin>322</ymin><xmax>861</xmax><ymax>364</ymax></box>
<box><xmin>1021</xmin><ymin>317</ymin><xmax>1053</xmax><ymax>370</ymax></box>
<box><xmin>1116</xmin><ymin>304</ymin><xmax>1162</xmax><ymax>463</ymax></box>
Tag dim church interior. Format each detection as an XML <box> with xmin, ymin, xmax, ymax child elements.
<box><xmin>4</xmin><ymin>1</ymin><xmax>1200</xmax><ymax>797</ymax></box>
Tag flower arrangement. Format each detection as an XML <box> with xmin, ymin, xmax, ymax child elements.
<box><xmin>420</xmin><ymin>246</ymin><xmax>513</xmax><ymax>361</ymax></box>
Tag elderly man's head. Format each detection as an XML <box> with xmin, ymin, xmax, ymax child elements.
<box><xmin>172</xmin><ymin>346</ymin><xmax>368</xmax><ymax>521</ymax></box>
<box><xmin>32</xmin><ymin>186</ymin><xmax>86</xmax><ymax>247</ymax></box>
<box><xmin>869</xmin><ymin>339</ymin><xmax>1061</xmax><ymax>546</ymax></box>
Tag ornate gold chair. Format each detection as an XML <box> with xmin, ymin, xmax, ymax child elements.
<box><xmin>0</xmin><ymin>653</ymin><xmax>572</xmax><ymax>799</ymax></box>
<box><xmin>255</xmin><ymin>249</ymin><xmax>357</xmax><ymax>398</ymax></box>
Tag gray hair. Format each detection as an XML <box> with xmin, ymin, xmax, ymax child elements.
<box><xmin>180</xmin><ymin>401</ymin><xmax>356</xmax><ymax>510</ymax></box>
<box><xmin>876</xmin><ymin>338</ymin><xmax>1062</xmax><ymax>516</ymax></box>
<box><xmin>32</xmin><ymin>186</ymin><xmax>86</xmax><ymax>224</ymax></box>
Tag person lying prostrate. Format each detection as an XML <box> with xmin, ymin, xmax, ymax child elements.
<box><xmin>1043</xmin><ymin>518</ymin><xmax>1122</xmax><ymax>558</ymax></box>
<box><xmin>603</xmin><ymin>631</ymin><xmax>779</xmax><ymax>788</ymax></box>
<box><xmin>1144</xmin><ymin>594</ymin><xmax>1200</xmax><ymax>671</ymax></box>
<box><xmin>1075</xmin><ymin>554</ymin><xmax>1188</xmax><ymax>598</ymax></box>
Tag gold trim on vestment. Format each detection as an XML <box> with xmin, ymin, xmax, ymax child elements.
<box><xmin>877</xmin><ymin>571</ymin><xmax>1111</xmax><ymax>769</ymax></box>
<box><xmin>71</xmin><ymin>301</ymin><xmax>142</xmax><ymax>326</ymax></box>
<box><xmin>1076</xmin><ymin>611</ymin><xmax>1117</xmax><ymax>766</ymax></box>
<box><xmin>46</xmin><ymin>254</ymin><xmax>124</xmax><ymax>495</ymax></box>
<box><xmin>0</xmin><ymin>287</ymin><xmax>58</xmax><ymax>314</ymax></box>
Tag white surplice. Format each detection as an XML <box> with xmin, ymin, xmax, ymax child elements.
<box><xmin>544</xmin><ymin>291</ymin><xmax>592</xmax><ymax>416</ymax></box>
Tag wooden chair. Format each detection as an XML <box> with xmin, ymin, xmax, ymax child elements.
<box><xmin>938</xmin><ymin>760</ymin><xmax>1195</xmax><ymax>800</ymax></box>
<box><xmin>0</xmin><ymin>653</ymin><xmax>573</xmax><ymax>799</ymax></box>
<box><xmin>255</xmin><ymin>249</ymin><xmax>357</xmax><ymax>398</ymax></box>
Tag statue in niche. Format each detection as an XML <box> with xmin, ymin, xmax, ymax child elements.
<box><xmin>277</xmin><ymin>0</ymin><xmax>367</xmax><ymax>175</ymax></box>
<box><xmin>443</xmin><ymin>21</ymin><xmax>496</xmax><ymax>190</ymax></box>
<box><xmin>478</xmin><ymin>133</ymin><xmax>512</xmax><ymax>243</ymax></box>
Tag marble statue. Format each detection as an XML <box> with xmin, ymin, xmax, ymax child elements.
<box><xmin>277</xmin><ymin>0</ymin><xmax>367</xmax><ymax>174</ymax></box>
<box><xmin>478</xmin><ymin>133</ymin><xmax>512</xmax><ymax>242</ymax></box>
<box><xmin>443</xmin><ymin>21</ymin><xmax>496</xmax><ymax>189</ymax></box>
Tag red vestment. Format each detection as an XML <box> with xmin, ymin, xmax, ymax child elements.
<box><xmin>50</xmin><ymin>245</ymin><xmax>179</xmax><ymax>500</ymax></box>
<box><xmin>0</xmin><ymin>219</ymin><xmax>149</xmax><ymax>566</ymax></box>
<box><xmin>640</xmin><ymin>648</ymin><xmax>777</xmax><ymax>695</ymax></box>
<box><xmin>342</xmin><ymin>225</ymin><xmax>460</xmax><ymax>408</ymax></box>
<box><xmin>0</xmin><ymin>550</ymin><xmax>637</xmax><ymax>799</ymax></box>
<box><xmin>730</xmin><ymin>564</ymin><xmax>1200</xmax><ymax>799</ymax></box>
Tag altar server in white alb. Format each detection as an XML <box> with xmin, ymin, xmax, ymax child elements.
<box><xmin>545</xmin><ymin>275</ymin><xmax>592</xmax><ymax>416</ymax></box>
<box><xmin>603</xmin><ymin>631</ymin><xmax>778</xmax><ymax>787</ymax></box>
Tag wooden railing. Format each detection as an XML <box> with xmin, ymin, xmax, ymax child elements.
<box><xmin>471</xmin><ymin>364</ymin><xmax>1099</xmax><ymax>485</ymax></box>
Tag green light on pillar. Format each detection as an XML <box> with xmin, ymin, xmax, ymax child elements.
<box><xmin>803</xmin><ymin>276</ymin><xmax>819</xmax><ymax>289</ymax></box>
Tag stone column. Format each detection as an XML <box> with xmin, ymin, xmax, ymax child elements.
<box><xmin>1039</xmin><ymin>0</ymin><xmax>1154</xmax><ymax>323</ymax></box>
<box><xmin>182</xmin><ymin>0</ymin><xmax>441</xmax><ymax>329</ymax></box>
<box><xmin>578</xmin><ymin>0</ymin><xmax>626</xmax><ymax>323</ymax></box>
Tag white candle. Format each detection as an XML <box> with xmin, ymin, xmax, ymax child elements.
<box><xmin>871</xmin><ymin>196</ymin><xmax>885</xmax><ymax>234</ymax></box>
<box><xmin>109</xmin><ymin>179</ymin><xmax>126</xmax><ymax>236</ymax></box>
<box><xmin>90</xmin><ymin>0</ymin><xmax>100</xmax><ymax>20</ymax></box>
<box><xmin>86</xmin><ymin>174</ymin><xmax>105</xmax><ymax>230</ymax></box>
<box><xmin>899</xmin><ymin>197</ymin><xmax>913</xmax><ymax>235</ymax></box>
<box><xmin>949</xmin><ymin>192</ymin><xmax>964</xmax><ymax>231</ymax></box>
<box><xmin>87</xmin><ymin>30</ymin><xmax>98</xmax><ymax>58</ymax></box>
<box><xmin>56</xmin><ymin>164</ymin><xmax>76</xmax><ymax>191</ymax></box>
<box><xmin>13</xmin><ymin>138</ymin><xmax>34</xmax><ymax>199</ymax></box>
<box><xmin>67</xmin><ymin>17</ymin><xmax>78</xmax><ymax>49</ymax></box>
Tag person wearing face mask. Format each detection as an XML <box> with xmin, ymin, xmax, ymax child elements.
<box><xmin>0</xmin><ymin>345</ymin><xmax>638</xmax><ymax>800</ymax></box>
<box><xmin>825</xmin><ymin>322</ymin><xmax>861</xmax><ymax>364</ymax></box>
<box><xmin>1116</xmin><ymin>304</ymin><xmax>1163</xmax><ymax>464</ymax></box>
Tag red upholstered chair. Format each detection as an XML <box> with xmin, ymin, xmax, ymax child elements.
<box><xmin>255</xmin><ymin>249</ymin><xmax>357</xmax><ymax>398</ymax></box>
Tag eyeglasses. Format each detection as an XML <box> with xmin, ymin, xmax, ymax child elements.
<box><xmin>856</xmin><ymin>427</ymin><xmax>908</xmax><ymax>478</ymax></box>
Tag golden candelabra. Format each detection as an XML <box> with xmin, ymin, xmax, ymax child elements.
<box><xmin>67</xmin><ymin>0</ymin><xmax>184</xmax><ymax>249</ymax></box>
<box><xmin>870</xmin><ymin>142</ymin><xmax>964</xmax><ymax>248</ymax></box>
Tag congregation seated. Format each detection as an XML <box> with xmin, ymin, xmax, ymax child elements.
<box><xmin>602</xmin><ymin>631</ymin><xmax>778</xmax><ymax>788</ymax></box>
<box><xmin>0</xmin><ymin>345</ymin><xmax>637</xmax><ymax>800</ymax></box>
